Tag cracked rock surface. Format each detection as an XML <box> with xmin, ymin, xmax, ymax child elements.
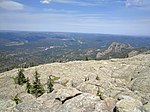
<box><xmin>0</xmin><ymin>54</ymin><xmax>150</xmax><ymax>112</ymax></box>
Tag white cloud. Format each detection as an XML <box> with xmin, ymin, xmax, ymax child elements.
<box><xmin>0</xmin><ymin>0</ymin><xmax>24</xmax><ymax>10</ymax></box>
<box><xmin>40</xmin><ymin>0</ymin><xmax>149</xmax><ymax>8</ymax></box>
<box><xmin>40</xmin><ymin>0</ymin><xmax>102</xmax><ymax>6</ymax></box>
<box><xmin>44</xmin><ymin>8</ymin><xmax>77</xmax><ymax>13</ymax></box>
<box><xmin>40</xmin><ymin>0</ymin><xmax>52</xmax><ymax>4</ymax></box>
<box><xmin>126</xmin><ymin>0</ymin><xmax>143</xmax><ymax>7</ymax></box>
<box><xmin>1</xmin><ymin>12</ymin><xmax>150</xmax><ymax>36</ymax></box>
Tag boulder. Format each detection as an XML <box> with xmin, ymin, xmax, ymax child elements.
<box><xmin>131</xmin><ymin>77</ymin><xmax>150</xmax><ymax>93</ymax></box>
<box><xmin>0</xmin><ymin>100</ymin><xmax>16</xmax><ymax>112</ymax></box>
<box><xmin>57</xmin><ymin>93</ymin><xmax>116</xmax><ymax>112</ymax></box>
<box><xmin>116</xmin><ymin>96</ymin><xmax>145</xmax><ymax>112</ymax></box>
<box><xmin>144</xmin><ymin>102</ymin><xmax>150</xmax><ymax>112</ymax></box>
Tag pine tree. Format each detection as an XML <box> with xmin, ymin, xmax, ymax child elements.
<box><xmin>47</xmin><ymin>75</ymin><xmax>54</xmax><ymax>93</ymax></box>
<box><xmin>31</xmin><ymin>71</ymin><xmax>45</xmax><ymax>98</ymax></box>
<box><xmin>17</xmin><ymin>68</ymin><xmax>26</xmax><ymax>85</ymax></box>
<box><xmin>85</xmin><ymin>56</ymin><xmax>89</xmax><ymax>61</ymax></box>
<box><xmin>26</xmin><ymin>77</ymin><xmax>31</xmax><ymax>93</ymax></box>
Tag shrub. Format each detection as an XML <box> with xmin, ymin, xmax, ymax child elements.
<box><xmin>11</xmin><ymin>94</ymin><xmax>22</xmax><ymax>104</ymax></box>
<box><xmin>96</xmin><ymin>75</ymin><xmax>100</xmax><ymax>80</ymax></box>
<box><xmin>96</xmin><ymin>87</ymin><xmax>103</xmax><ymax>100</ymax></box>
<box><xmin>61</xmin><ymin>80</ymin><xmax>69</xmax><ymax>87</ymax></box>
<box><xmin>52</xmin><ymin>76</ymin><xmax>60</xmax><ymax>81</ymax></box>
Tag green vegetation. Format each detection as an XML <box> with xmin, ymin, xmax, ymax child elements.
<box><xmin>0</xmin><ymin>31</ymin><xmax>150</xmax><ymax>73</ymax></box>
<box><xmin>85</xmin><ymin>56</ymin><xmax>89</xmax><ymax>61</ymax></box>
<box><xmin>14</xmin><ymin>68</ymin><xmax>26</xmax><ymax>85</ymax></box>
<box><xmin>13</xmin><ymin>68</ymin><xmax>61</xmax><ymax>98</ymax></box>
<box><xmin>11</xmin><ymin>94</ymin><xmax>22</xmax><ymax>104</ymax></box>
<box><xmin>47</xmin><ymin>75</ymin><xmax>54</xmax><ymax>93</ymax></box>
<box><xmin>96</xmin><ymin>75</ymin><xmax>100</xmax><ymax>80</ymax></box>
<box><xmin>31</xmin><ymin>71</ymin><xmax>45</xmax><ymax>98</ymax></box>
<box><xmin>61</xmin><ymin>80</ymin><xmax>69</xmax><ymax>87</ymax></box>
<box><xmin>96</xmin><ymin>87</ymin><xmax>103</xmax><ymax>100</ymax></box>
<box><xmin>51</xmin><ymin>76</ymin><xmax>60</xmax><ymax>81</ymax></box>
<box><xmin>26</xmin><ymin>77</ymin><xmax>32</xmax><ymax>93</ymax></box>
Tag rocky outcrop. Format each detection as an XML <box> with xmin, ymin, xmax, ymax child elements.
<box><xmin>1</xmin><ymin>54</ymin><xmax>150</xmax><ymax>111</ymax></box>
<box><xmin>128</xmin><ymin>50</ymin><xmax>139</xmax><ymax>57</ymax></box>
<box><xmin>96</xmin><ymin>42</ymin><xmax>133</xmax><ymax>59</ymax></box>
<box><xmin>116</xmin><ymin>96</ymin><xmax>145</xmax><ymax>112</ymax></box>
<box><xmin>55</xmin><ymin>93</ymin><xmax>116</xmax><ymax>112</ymax></box>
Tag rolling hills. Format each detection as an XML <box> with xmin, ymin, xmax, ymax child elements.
<box><xmin>0</xmin><ymin>31</ymin><xmax>150</xmax><ymax>73</ymax></box>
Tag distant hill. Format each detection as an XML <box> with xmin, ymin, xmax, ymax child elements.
<box><xmin>96</xmin><ymin>42</ymin><xmax>149</xmax><ymax>60</ymax></box>
<box><xmin>0</xmin><ymin>31</ymin><xmax>150</xmax><ymax>73</ymax></box>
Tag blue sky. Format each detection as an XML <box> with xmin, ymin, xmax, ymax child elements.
<box><xmin>0</xmin><ymin>0</ymin><xmax>150</xmax><ymax>36</ymax></box>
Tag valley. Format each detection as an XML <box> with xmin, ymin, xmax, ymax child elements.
<box><xmin>0</xmin><ymin>31</ymin><xmax>150</xmax><ymax>73</ymax></box>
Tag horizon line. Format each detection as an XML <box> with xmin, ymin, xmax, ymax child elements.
<box><xmin>0</xmin><ymin>29</ymin><xmax>150</xmax><ymax>37</ymax></box>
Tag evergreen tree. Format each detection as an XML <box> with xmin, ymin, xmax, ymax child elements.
<box><xmin>96</xmin><ymin>75</ymin><xmax>100</xmax><ymax>80</ymax></box>
<box><xmin>31</xmin><ymin>71</ymin><xmax>45</xmax><ymax>98</ymax></box>
<box><xmin>47</xmin><ymin>75</ymin><xmax>54</xmax><ymax>93</ymax></box>
<box><xmin>29</xmin><ymin>62</ymin><xmax>34</xmax><ymax>67</ymax></box>
<box><xmin>17</xmin><ymin>68</ymin><xmax>26</xmax><ymax>85</ymax></box>
<box><xmin>26</xmin><ymin>77</ymin><xmax>31</xmax><ymax>93</ymax></box>
<box><xmin>85</xmin><ymin>56</ymin><xmax>89</xmax><ymax>61</ymax></box>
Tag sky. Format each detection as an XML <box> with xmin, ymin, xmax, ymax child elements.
<box><xmin>0</xmin><ymin>0</ymin><xmax>150</xmax><ymax>36</ymax></box>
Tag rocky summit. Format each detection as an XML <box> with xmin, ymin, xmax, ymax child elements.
<box><xmin>1</xmin><ymin>54</ymin><xmax>150</xmax><ymax>112</ymax></box>
<box><xmin>96</xmin><ymin>42</ymin><xmax>134</xmax><ymax>59</ymax></box>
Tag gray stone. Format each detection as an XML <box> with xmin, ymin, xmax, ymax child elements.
<box><xmin>116</xmin><ymin>97</ymin><xmax>146</xmax><ymax>112</ymax></box>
